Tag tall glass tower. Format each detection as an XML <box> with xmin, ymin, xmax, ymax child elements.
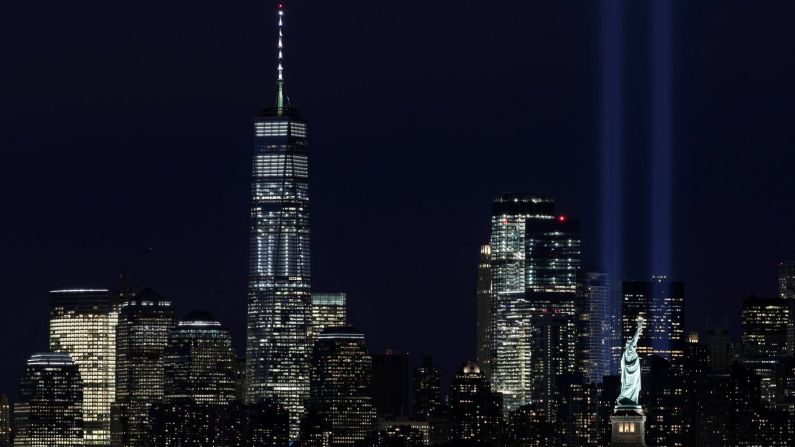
<box><xmin>245</xmin><ymin>3</ymin><xmax>311</xmax><ymax>439</ymax></box>
<box><xmin>49</xmin><ymin>289</ymin><xmax>114</xmax><ymax>446</ymax></box>
<box><xmin>489</xmin><ymin>194</ymin><xmax>555</xmax><ymax>412</ymax></box>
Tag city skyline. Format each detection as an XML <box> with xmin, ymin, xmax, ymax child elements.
<box><xmin>3</xmin><ymin>0</ymin><xmax>795</xmax><ymax>422</ymax></box>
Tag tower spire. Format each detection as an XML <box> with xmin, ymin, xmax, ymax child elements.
<box><xmin>276</xmin><ymin>2</ymin><xmax>286</xmax><ymax>115</ymax></box>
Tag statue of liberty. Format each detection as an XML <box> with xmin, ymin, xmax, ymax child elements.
<box><xmin>617</xmin><ymin>316</ymin><xmax>644</xmax><ymax>407</ymax></box>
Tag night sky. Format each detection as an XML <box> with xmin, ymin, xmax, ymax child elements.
<box><xmin>2</xmin><ymin>0</ymin><xmax>795</xmax><ymax>400</ymax></box>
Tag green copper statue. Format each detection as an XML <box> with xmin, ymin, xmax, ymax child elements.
<box><xmin>617</xmin><ymin>317</ymin><xmax>644</xmax><ymax>407</ymax></box>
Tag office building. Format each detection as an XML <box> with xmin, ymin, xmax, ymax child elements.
<box><xmin>245</xmin><ymin>4</ymin><xmax>311</xmax><ymax>438</ymax></box>
<box><xmin>164</xmin><ymin>311</ymin><xmax>236</xmax><ymax>404</ymax></box>
<box><xmin>621</xmin><ymin>277</ymin><xmax>685</xmax><ymax>364</ymax></box>
<box><xmin>111</xmin><ymin>289</ymin><xmax>175</xmax><ymax>447</ymax></box>
<box><xmin>49</xmin><ymin>288</ymin><xmax>114</xmax><ymax>446</ymax></box>
<box><xmin>14</xmin><ymin>353</ymin><xmax>83</xmax><ymax>447</ymax></box>
<box><xmin>579</xmin><ymin>272</ymin><xmax>613</xmax><ymax>383</ymax></box>
<box><xmin>489</xmin><ymin>194</ymin><xmax>555</xmax><ymax>411</ymax></box>
<box><xmin>524</xmin><ymin>216</ymin><xmax>581</xmax><ymax>419</ymax></box>
<box><xmin>303</xmin><ymin>326</ymin><xmax>376</xmax><ymax>446</ymax></box>
<box><xmin>741</xmin><ymin>296</ymin><xmax>789</xmax><ymax>358</ymax></box>
<box><xmin>448</xmin><ymin>362</ymin><xmax>503</xmax><ymax>445</ymax></box>
<box><xmin>528</xmin><ymin>294</ymin><xmax>578</xmax><ymax>421</ymax></box>
<box><xmin>372</xmin><ymin>351</ymin><xmax>411</xmax><ymax>418</ymax></box>
<box><xmin>412</xmin><ymin>357</ymin><xmax>442</xmax><ymax>421</ymax></box>
<box><xmin>476</xmin><ymin>244</ymin><xmax>492</xmax><ymax>378</ymax></box>
<box><xmin>309</xmin><ymin>293</ymin><xmax>346</xmax><ymax>347</ymax></box>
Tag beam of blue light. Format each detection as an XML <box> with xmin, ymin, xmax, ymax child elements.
<box><xmin>600</xmin><ymin>0</ymin><xmax>624</xmax><ymax>286</ymax></box>
<box><xmin>651</xmin><ymin>0</ymin><xmax>672</xmax><ymax>278</ymax></box>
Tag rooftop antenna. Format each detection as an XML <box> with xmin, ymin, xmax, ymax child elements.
<box><xmin>276</xmin><ymin>2</ymin><xmax>287</xmax><ymax>115</ymax></box>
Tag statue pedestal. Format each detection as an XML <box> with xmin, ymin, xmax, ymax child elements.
<box><xmin>610</xmin><ymin>406</ymin><xmax>645</xmax><ymax>446</ymax></box>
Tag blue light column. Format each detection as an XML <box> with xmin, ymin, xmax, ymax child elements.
<box><xmin>600</xmin><ymin>0</ymin><xmax>624</xmax><ymax>290</ymax></box>
<box><xmin>651</xmin><ymin>0</ymin><xmax>672</xmax><ymax>278</ymax></box>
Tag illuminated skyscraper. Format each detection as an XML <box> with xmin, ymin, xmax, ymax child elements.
<box><xmin>303</xmin><ymin>326</ymin><xmax>376</xmax><ymax>446</ymax></box>
<box><xmin>489</xmin><ymin>194</ymin><xmax>556</xmax><ymax>411</ymax></box>
<box><xmin>14</xmin><ymin>353</ymin><xmax>84</xmax><ymax>447</ymax></box>
<box><xmin>164</xmin><ymin>311</ymin><xmax>236</xmax><ymax>404</ymax></box>
<box><xmin>245</xmin><ymin>3</ymin><xmax>311</xmax><ymax>438</ymax></box>
<box><xmin>621</xmin><ymin>277</ymin><xmax>685</xmax><ymax>365</ymax></box>
<box><xmin>524</xmin><ymin>216</ymin><xmax>581</xmax><ymax>420</ymax></box>
<box><xmin>111</xmin><ymin>289</ymin><xmax>175</xmax><ymax>447</ymax></box>
<box><xmin>309</xmin><ymin>293</ymin><xmax>346</xmax><ymax>347</ymax></box>
<box><xmin>476</xmin><ymin>245</ymin><xmax>492</xmax><ymax>378</ymax></box>
<box><xmin>49</xmin><ymin>289</ymin><xmax>114</xmax><ymax>446</ymax></box>
<box><xmin>579</xmin><ymin>272</ymin><xmax>613</xmax><ymax>383</ymax></box>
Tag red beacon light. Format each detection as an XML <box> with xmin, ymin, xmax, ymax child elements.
<box><xmin>558</xmin><ymin>215</ymin><xmax>567</xmax><ymax>223</ymax></box>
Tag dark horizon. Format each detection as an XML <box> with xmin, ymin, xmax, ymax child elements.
<box><xmin>2</xmin><ymin>0</ymin><xmax>795</xmax><ymax>402</ymax></box>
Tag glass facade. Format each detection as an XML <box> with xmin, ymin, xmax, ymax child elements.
<box><xmin>111</xmin><ymin>289</ymin><xmax>175</xmax><ymax>447</ymax></box>
<box><xmin>164</xmin><ymin>311</ymin><xmax>236</xmax><ymax>404</ymax></box>
<box><xmin>245</xmin><ymin>106</ymin><xmax>311</xmax><ymax>440</ymax></box>
<box><xmin>489</xmin><ymin>194</ymin><xmax>556</xmax><ymax>411</ymax></box>
<box><xmin>14</xmin><ymin>353</ymin><xmax>84</xmax><ymax>447</ymax></box>
<box><xmin>580</xmin><ymin>272</ymin><xmax>614</xmax><ymax>383</ymax></box>
<box><xmin>303</xmin><ymin>327</ymin><xmax>376</xmax><ymax>446</ymax></box>
<box><xmin>49</xmin><ymin>289</ymin><xmax>114</xmax><ymax>446</ymax></box>
<box><xmin>309</xmin><ymin>293</ymin><xmax>347</xmax><ymax>348</ymax></box>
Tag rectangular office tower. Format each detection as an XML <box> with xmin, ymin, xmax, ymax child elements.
<box><xmin>489</xmin><ymin>194</ymin><xmax>556</xmax><ymax>411</ymax></box>
<box><xmin>245</xmin><ymin>4</ymin><xmax>310</xmax><ymax>439</ymax></box>
<box><xmin>525</xmin><ymin>217</ymin><xmax>581</xmax><ymax>420</ymax></box>
<box><xmin>49</xmin><ymin>288</ymin><xmax>114</xmax><ymax>446</ymax></box>
<box><xmin>309</xmin><ymin>293</ymin><xmax>347</xmax><ymax>347</ymax></box>
<box><xmin>621</xmin><ymin>277</ymin><xmax>685</xmax><ymax>365</ymax></box>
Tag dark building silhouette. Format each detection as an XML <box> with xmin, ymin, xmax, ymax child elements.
<box><xmin>303</xmin><ymin>326</ymin><xmax>376</xmax><ymax>446</ymax></box>
<box><xmin>111</xmin><ymin>288</ymin><xmax>176</xmax><ymax>447</ymax></box>
<box><xmin>704</xmin><ymin>319</ymin><xmax>731</xmax><ymax>372</ymax></box>
<box><xmin>643</xmin><ymin>355</ymin><xmax>685</xmax><ymax>447</ymax></box>
<box><xmin>148</xmin><ymin>399</ymin><xmax>289</xmax><ymax>447</ymax></box>
<box><xmin>507</xmin><ymin>404</ymin><xmax>554</xmax><ymax>447</ymax></box>
<box><xmin>372</xmin><ymin>351</ymin><xmax>411</xmax><ymax>419</ymax></box>
<box><xmin>14</xmin><ymin>353</ymin><xmax>84</xmax><ymax>447</ymax></box>
<box><xmin>245</xmin><ymin>4</ymin><xmax>312</xmax><ymax>439</ymax></box>
<box><xmin>528</xmin><ymin>293</ymin><xmax>578</xmax><ymax>422</ymax></box>
<box><xmin>555</xmin><ymin>374</ymin><xmax>597</xmax><ymax>446</ymax></box>
<box><xmin>448</xmin><ymin>362</ymin><xmax>502</xmax><ymax>445</ymax></box>
<box><xmin>741</xmin><ymin>296</ymin><xmax>789</xmax><ymax>358</ymax></box>
<box><xmin>412</xmin><ymin>357</ymin><xmax>442</xmax><ymax>421</ymax></box>
<box><xmin>0</xmin><ymin>394</ymin><xmax>9</xmax><ymax>447</ymax></box>
<box><xmin>622</xmin><ymin>277</ymin><xmax>685</xmax><ymax>366</ymax></box>
<box><xmin>164</xmin><ymin>311</ymin><xmax>236</xmax><ymax>404</ymax></box>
